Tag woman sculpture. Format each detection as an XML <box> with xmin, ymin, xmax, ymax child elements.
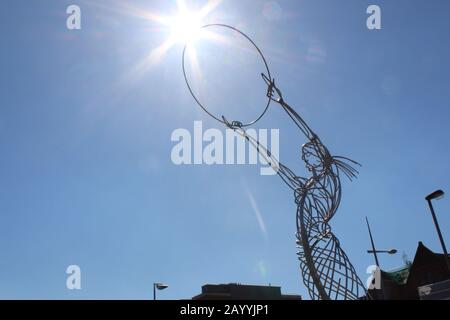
<box><xmin>223</xmin><ymin>75</ymin><xmax>369</xmax><ymax>300</ymax></box>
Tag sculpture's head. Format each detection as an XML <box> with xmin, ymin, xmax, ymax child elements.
<box><xmin>301</xmin><ymin>141</ymin><xmax>331</xmax><ymax>174</ymax></box>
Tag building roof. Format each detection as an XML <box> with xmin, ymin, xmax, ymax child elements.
<box><xmin>370</xmin><ymin>241</ymin><xmax>450</xmax><ymax>299</ymax></box>
<box><xmin>192</xmin><ymin>283</ymin><xmax>302</xmax><ymax>300</ymax></box>
<box><xmin>383</xmin><ymin>265</ymin><xmax>411</xmax><ymax>285</ymax></box>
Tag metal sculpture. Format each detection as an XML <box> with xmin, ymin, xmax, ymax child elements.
<box><xmin>182</xmin><ymin>24</ymin><xmax>369</xmax><ymax>300</ymax></box>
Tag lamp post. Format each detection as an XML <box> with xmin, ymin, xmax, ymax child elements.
<box><xmin>366</xmin><ymin>217</ymin><xmax>397</xmax><ymax>268</ymax></box>
<box><xmin>153</xmin><ymin>282</ymin><xmax>168</xmax><ymax>300</ymax></box>
<box><xmin>425</xmin><ymin>190</ymin><xmax>450</xmax><ymax>274</ymax></box>
<box><xmin>365</xmin><ymin>217</ymin><xmax>397</xmax><ymax>300</ymax></box>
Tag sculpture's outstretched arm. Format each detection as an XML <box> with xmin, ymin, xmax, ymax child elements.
<box><xmin>222</xmin><ymin>118</ymin><xmax>307</xmax><ymax>191</ymax></box>
<box><xmin>262</xmin><ymin>74</ymin><xmax>361</xmax><ymax>181</ymax></box>
<box><xmin>262</xmin><ymin>74</ymin><xmax>318</xmax><ymax>142</ymax></box>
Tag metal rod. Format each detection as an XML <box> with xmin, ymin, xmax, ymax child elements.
<box><xmin>366</xmin><ymin>217</ymin><xmax>380</xmax><ymax>267</ymax></box>
<box><xmin>426</xmin><ymin>200</ymin><xmax>450</xmax><ymax>274</ymax></box>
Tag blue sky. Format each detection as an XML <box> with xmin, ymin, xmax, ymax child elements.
<box><xmin>1</xmin><ymin>0</ymin><xmax>450</xmax><ymax>299</ymax></box>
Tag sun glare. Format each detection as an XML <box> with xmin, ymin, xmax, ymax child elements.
<box><xmin>121</xmin><ymin>0</ymin><xmax>224</xmax><ymax>81</ymax></box>
<box><xmin>169</xmin><ymin>10</ymin><xmax>203</xmax><ymax>43</ymax></box>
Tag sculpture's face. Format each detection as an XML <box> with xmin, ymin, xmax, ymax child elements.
<box><xmin>302</xmin><ymin>142</ymin><xmax>325</xmax><ymax>173</ymax></box>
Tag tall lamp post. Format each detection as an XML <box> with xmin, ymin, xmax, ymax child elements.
<box><xmin>153</xmin><ymin>282</ymin><xmax>168</xmax><ymax>300</ymax></box>
<box><xmin>365</xmin><ymin>217</ymin><xmax>397</xmax><ymax>300</ymax></box>
<box><xmin>425</xmin><ymin>190</ymin><xmax>450</xmax><ymax>274</ymax></box>
<box><xmin>366</xmin><ymin>217</ymin><xmax>397</xmax><ymax>267</ymax></box>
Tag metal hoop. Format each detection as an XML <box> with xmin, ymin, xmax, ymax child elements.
<box><xmin>182</xmin><ymin>24</ymin><xmax>272</xmax><ymax>127</ymax></box>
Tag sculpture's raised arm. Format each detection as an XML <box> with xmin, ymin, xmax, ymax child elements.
<box><xmin>223</xmin><ymin>118</ymin><xmax>306</xmax><ymax>191</ymax></box>
<box><xmin>262</xmin><ymin>74</ymin><xmax>361</xmax><ymax>181</ymax></box>
<box><xmin>262</xmin><ymin>74</ymin><xmax>318</xmax><ymax>142</ymax></box>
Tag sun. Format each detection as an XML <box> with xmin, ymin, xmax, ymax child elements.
<box><xmin>121</xmin><ymin>0</ymin><xmax>223</xmax><ymax>79</ymax></box>
<box><xmin>168</xmin><ymin>10</ymin><xmax>203</xmax><ymax>43</ymax></box>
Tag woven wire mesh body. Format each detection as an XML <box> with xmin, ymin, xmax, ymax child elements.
<box><xmin>224</xmin><ymin>78</ymin><xmax>369</xmax><ymax>300</ymax></box>
<box><xmin>294</xmin><ymin>159</ymin><xmax>367</xmax><ymax>300</ymax></box>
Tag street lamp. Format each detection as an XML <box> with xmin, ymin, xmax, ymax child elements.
<box><xmin>367</xmin><ymin>249</ymin><xmax>398</xmax><ymax>255</ymax></box>
<box><xmin>153</xmin><ymin>282</ymin><xmax>168</xmax><ymax>300</ymax></box>
<box><xmin>365</xmin><ymin>217</ymin><xmax>397</xmax><ymax>267</ymax></box>
<box><xmin>425</xmin><ymin>189</ymin><xmax>450</xmax><ymax>273</ymax></box>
